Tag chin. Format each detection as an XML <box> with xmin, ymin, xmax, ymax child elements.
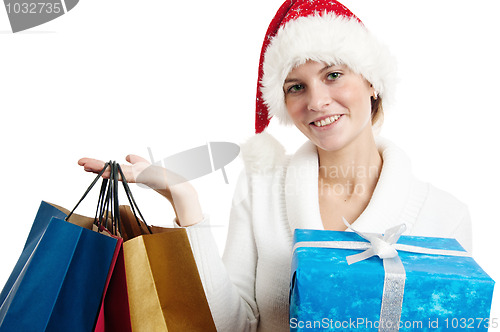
<box><xmin>307</xmin><ymin>134</ymin><xmax>348</xmax><ymax>152</ymax></box>
<box><xmin>316</xmin><ymin>140</ymin><xmax>348</xmax><ymax>153</ymax></box>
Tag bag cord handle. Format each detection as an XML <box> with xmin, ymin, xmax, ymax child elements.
<box><xmin>66</xmin><ymin>161</ymin><xmax>152</xmax><ymax>235</ymax></box>
<box><xmin>117</xmin><ymin>163</ymin><xmax>152</xmax><ymax>234</ymax></box>
<box><xmin>66</xmin><ymin>161</ymin><xmax>110</xmax><ymax>222</ymax></box>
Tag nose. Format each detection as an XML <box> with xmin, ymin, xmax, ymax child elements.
<box><xmin>307</xmin><ymin>82</ymin><xmax>332</xmax><ymax>112</ymax></box>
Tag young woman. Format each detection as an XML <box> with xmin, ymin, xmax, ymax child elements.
<box><xmin>79</xmin><ymin>0</ymin><xmax>472</xmax><ymax>331</ymax></box>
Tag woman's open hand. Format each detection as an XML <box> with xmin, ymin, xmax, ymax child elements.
<box><xmin>77</xmin><ymin>155</ymin><xmax>203</xmax><ymax>227</ymax></box>
<box><xmin>78</xmin><ymin>155</ymin><xmax>150</xmax><ymax>184</ymax></box>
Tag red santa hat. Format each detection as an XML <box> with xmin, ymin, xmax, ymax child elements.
<box><xmin>255</xmin><ymin>0</ymin><xmax>396</xmax><ymax>133</ymax></box>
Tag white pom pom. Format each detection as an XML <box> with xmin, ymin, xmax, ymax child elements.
<box><xmin>240</xmin><ymin>131</ymin><xmax>287</xmax><ymax>173</ymax></box>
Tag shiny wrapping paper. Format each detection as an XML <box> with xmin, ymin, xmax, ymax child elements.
<box><xmin>290</xmin><ymin>229</ymin><xmax>495</xmax><ymax>331</ymax></box>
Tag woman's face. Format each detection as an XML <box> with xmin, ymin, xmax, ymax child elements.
<box><xmin>284</xmin><ymin>61</ymin><xmax>375</xmax><ymax>152</ymax></box>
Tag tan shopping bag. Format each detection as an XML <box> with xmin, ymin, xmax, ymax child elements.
<box><xmin>51</xmin><ymin>203</ymin><xmax>118</xmax><ymax>237</ymax></box>
<box><xmin>48</xmin><ymin>203</ymin><xmax>96</xmax><ymax>229</ymax></box>
<box><xmin>120</xmin><ymin>206</ymin><xmax>217</xmax><ymax>332</ymax></box>
<box><xmin>118</xmin><ymin>205</ymin><xmax>150</xmax><ymax>240</ymax></box>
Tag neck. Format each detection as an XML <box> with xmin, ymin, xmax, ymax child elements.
<box><xmin>317</xmin><ymin>131</ymin><xmax>382</xmax><ymax>200</ymax></box>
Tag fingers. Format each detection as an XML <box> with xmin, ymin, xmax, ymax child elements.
<box><xmin>78</xmin><ymin>155</ymin><xmax>150</xmax><ymax>183</ymax></box>
<box><xmin>78</xmin><ymin>158</ymin><xmax>106</xmax><ymax>173</ymax></box>
<box><xmin>79</xmin><ymin>155</ymin><xmax>149</xmax><ymax>170</ymax></box>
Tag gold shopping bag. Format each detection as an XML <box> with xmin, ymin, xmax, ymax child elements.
<box><xmin>120</xmin><ymin>206</ymin><xmax>217</xmax><ymax>332</ymax></box>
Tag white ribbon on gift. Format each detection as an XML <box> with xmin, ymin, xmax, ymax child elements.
<box><xmin>292</xmin><ymin>218</ymin><xmax>471</xmax><ymax>332</ymax></box>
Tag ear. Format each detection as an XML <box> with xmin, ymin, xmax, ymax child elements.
<box><xmin>369</xmin><ymin>84</ymin><xmax>378</xmax><ymax>100</ymax></box>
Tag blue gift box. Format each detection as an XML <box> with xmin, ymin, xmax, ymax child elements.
<box><xmin>290</xmin><ymin>229</ymin><xmax>495</xmax><ymax>331</ymax></box>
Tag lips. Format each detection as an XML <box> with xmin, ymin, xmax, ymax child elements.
<box><xmin>310</xmin><ymin>114</ymin><xmax>343</xmax><ymax>127</ymax></box>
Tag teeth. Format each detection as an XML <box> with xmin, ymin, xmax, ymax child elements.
<box><xmin>314</xmin><ymin>115</ymin><xmax>341</xmax><ymax>127</ymax></box>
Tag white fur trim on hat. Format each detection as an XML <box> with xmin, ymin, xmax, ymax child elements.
<box><xmin>261</xmin><ymin>13</ymin><xmax>396</xmax><ymax>126</ymax></box>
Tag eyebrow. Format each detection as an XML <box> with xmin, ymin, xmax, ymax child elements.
<box><xmin>319</xmin><ymin>64</ymin><xmax>335</xmax><ymax>73</ymax></box>
<box><xmin>284</xmin><ymin>78</ymin><xmax>301</xmax><ymax>84</ymax></box>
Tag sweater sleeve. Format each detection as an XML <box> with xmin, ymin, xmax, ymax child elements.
<box><xmin>412</xmin><ymin>183</ymin><xmax>473</xmax><ymax>253</ymax></box>
<box><xmin>180</xmin><ymin>171</ymin><xmax>259</xmax><ymax>332</ymax></box>
<box><xmin>450</xmin><ymin>206</ymin><xmax>473</xmax><ymax>253</ymax></box>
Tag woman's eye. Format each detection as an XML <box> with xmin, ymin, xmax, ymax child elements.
<box><xmin>287</xmin><ymin>84</ymin><xmax>304</xmax><ymax>94</ymax></box>
<box><xmin>327</xmin><ymin>72</ymin><xmax>341</xmax><ymax>80</ymax></box>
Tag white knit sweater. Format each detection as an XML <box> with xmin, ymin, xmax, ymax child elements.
<box><xmin>180</xmin><ymin>134</ymin><xmax>472</xmax><ymax>332</ymax></box>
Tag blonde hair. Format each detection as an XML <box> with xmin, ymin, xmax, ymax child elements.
<box><xmin>371</xmin><ymin>96</ymin><xmax>384</xmax><ymax>127</ymax></box>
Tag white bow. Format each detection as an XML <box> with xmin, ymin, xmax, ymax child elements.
<box><xmin>342</xmin><ymin>217</ymin><xmax>406</xmax><ymax>265</ymax></box>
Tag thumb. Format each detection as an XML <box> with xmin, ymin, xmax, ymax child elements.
<box><xmin>126</xmin><ymin>154</ymin><xmax>150</xmax><ymax>165</ymax></box>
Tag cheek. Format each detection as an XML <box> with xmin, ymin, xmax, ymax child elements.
<box><xmin>336</xmin><ymin>85</ymin><xmax>372</xmax><ymax>116</ymax></box>
<box><xmin>285</xmin><ymin>98</ymin><xmax>305</xmax><ymax>120</ymax></box>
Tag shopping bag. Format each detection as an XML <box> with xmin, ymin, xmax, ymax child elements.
<box><xmin>0</xmin><ymin>205</ymin><xmax>118</xmax><ymax>332</ymax></box>
<box><xmin>119</xmin><ymin>205</ymin><xmax>150</xmax><ymax>240</ymax></box>
<box><xmin>0</xmin><ymin>201</ymin><xmax>67</xmax><ymax>309</ymax></box>
<box><xmin>119</xmin><ymin>206</ymin><xmax>217</xmax><ymax>332</ymax></box>
<box><xmin>94</xmin><ymin>238</ymin><xmax>132</xmax><ymax>332</ymax></box>
<box><xmin>47</xmin><ymin>203</ymin><xmax>132</xmax><ymax>332</ymax></box>
<box><xmin>0</xmin><ymin>161</ymin><xmax>129</xmax><ymax>332</ymax></box>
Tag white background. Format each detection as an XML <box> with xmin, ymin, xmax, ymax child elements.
<box><xmin>1</xmin><ymin>0</ymin><xmax>499</xmax><ymax>328</ymax></box>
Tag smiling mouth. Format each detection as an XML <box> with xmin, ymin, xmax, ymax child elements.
<box><xmin>311</xmin><ymin>115</ymin><xmax>342</xmax><ymax>127</ymax></box>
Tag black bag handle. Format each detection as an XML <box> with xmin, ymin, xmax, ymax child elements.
<box><xmin>96</xmin><ymin>163</ymin><xmax>112</xmax><ymax>230</ymax></box>
<box><xmin>95</xmin><ymin>161</ymin><xmax>117</xmax><ymax>233</ymax></box>
<box><xmin>66</xmin><ymin>161</ymin><xmax>111</xmax><ymax>222</ymax></box>
<box><xmin>117</xmin><ymin>164</ymin><xmax>152</xmax><ymax>234</ymax></box>
<box><xmin>93</xmin><ymin>161</ymin><xmax>122</xmax><ymax>235</ymax></box>
<box><xmin>94</xmin><ymin>175</ymin><xmax>109</xmax><ymax>225</ymax></box>
<box><xmin>66</xmin><ymin>161</ymin><xmax>152</xmax><ymax>235</ymax></box>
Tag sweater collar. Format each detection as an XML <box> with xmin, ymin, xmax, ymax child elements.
<box><xmin>285</xmin><ymin>137</ymin><xmax>418</xmax><ymax>234</ymax></box>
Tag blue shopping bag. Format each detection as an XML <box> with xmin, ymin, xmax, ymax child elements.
<box><xmin>0</xmin><ymin>201</ymin><xmax>66</xmax><ymax>307</ymax></box>
<box><xmin>0</xmin><ymin>202</ymin><xmax>118</xmax><ymax>332</ymax></box>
